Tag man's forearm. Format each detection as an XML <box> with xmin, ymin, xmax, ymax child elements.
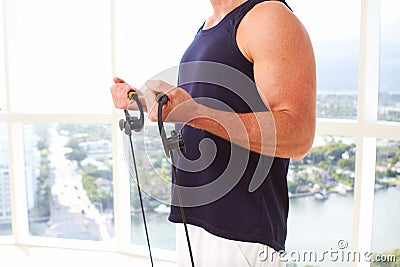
<box><xmin>188</xmin><ymin>104</ymin><xmax>274</xmax><ymax>156</ymax></box>
<box><xmin>187</xmin><ymin>104</ymin><xmax>314</xmax><ymax>159</ymax></box>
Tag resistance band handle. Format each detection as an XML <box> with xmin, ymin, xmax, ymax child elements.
<box><xmin>128</xmin><ymin>91</ymin><xmax>145</xmax><ymax>131</ymax></box>
<box><xmin>156</xmin><ymin>93</ymin><xmax>185</xmax><ymax>158</ymax></box>
<box><xmin>119</xmin><ymin>91</ymin><xmax>144</xmax><ymax>135</ymax></box>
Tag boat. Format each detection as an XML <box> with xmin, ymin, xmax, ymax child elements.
<box><xmin>153</xmin><ymin>204</ymin><xmax>170</xmax><ymax>214</ymax></box>
<box><xmin>314</xmin><ymin>191</ymin><xmax>328</xmax><ymax>200</ymax></box>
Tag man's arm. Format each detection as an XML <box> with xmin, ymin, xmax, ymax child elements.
<box><xmin>147</xmin><ymin>2</ymin><xmax>316</xmax><ymax>160</ymax></box>
<box><xmin>238</xmin><ymin>1</ymin><xmax>316</xmax><ymax>159</ymax></box>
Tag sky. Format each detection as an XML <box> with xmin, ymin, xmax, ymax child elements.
<box><xmin>288</xmin><ymin>0</ymin><xmax>400</xmax><ymax>92</ymax></box>
<box><xmin>0</xmin><ymin>0</ymin><xmax>399</xmax><ymax>114</ymax></box>
<box><xmin>125</xmin><ymin>0</ymin><xmax>395</xmax><ymax>94</ymax></box>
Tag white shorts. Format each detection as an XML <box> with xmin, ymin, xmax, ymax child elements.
<box><xmin>176</xmin><ymin>223</ymin><xmax>286</xmax><ymax>267</ymax></box>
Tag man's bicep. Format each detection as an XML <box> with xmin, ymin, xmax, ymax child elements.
<box><xmin>253</xmin><ymin>50</ymin><xmax>316</xmax><ymax>116</ymax></box>
<box><xmin>249</xmin><ymin>13</ymin><xmax>316</xmax><ymax>115</ymax></box>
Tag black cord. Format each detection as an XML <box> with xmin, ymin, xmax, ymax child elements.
<box><xmin>170</xmin><ymin>148</ymin><xmax>195</xmax><ymax>267</ymax></box>
<box><xmin>128</xmin><ymin>134</ymin><xmax>154</xmax><ymax>267</ymax></box>
<box><xmin>157</xmin><ymin>93</ymin><xmax>195</xmax><ymax>267</ymax></box>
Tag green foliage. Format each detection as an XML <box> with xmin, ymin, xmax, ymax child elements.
<box><xmin>318</xmin><ymin>93</ymin><xmax>400</xmax><ymax>122</ymax></box>
<box><xmin>317</xmin><ymin>94</ymin><xmax>357</xmax><ymax>119</ymax></box>
<box><xmin>338</xmin><ymin>157</ymin><xmax>356</xmax><ymax>171</ymax></box>
<box><xmin>81</xmin><ymin>171</ymin><xmax>113</xmax><ymax>210</ymax></box>
<box><xmin>65</xmin><ymin>149</ymin><xmax>87</xmax><ymax>166</ymax></box>
<box><xmin>376</xmin><ymin>142</ymin><xmax>400</xmax><ymax>179</ymax></box>
<box><xmin>81</xmin><ymin>173</ymin><xmax>98</xmax><ymax>202</ymax></box>
<box><xmin>290</xmin><ymin>139</ymin><xmax>357</xmax><ymax>192</ymax></box>
<box><xmin>287</xmin><ymin>180</ymin><xmax>297</xmax><ymax>193</ymax></box>
<box><xmin>82</xmin><ymin>164</ymin><xmax>112</xmax><ymax>180</ymax></box>
<box><xmin>308</xmin><ymin>141</ymin><xmax>354</xmax><ymax>163</ymax></box>
<box><xmin>371</xmin><ymin>248</ymin><xmax>400</xmax><ymax>267</ymax></box>
<box><xmin>157</xmin><ymin>165</ymin><xmax>172</xmax><ymax>183</ymax></box>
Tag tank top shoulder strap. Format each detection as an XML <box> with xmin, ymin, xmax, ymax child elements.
<box><xmin>231</xmin><ymin>0</ymin><xmax>292</xmax><ymax>27</ymax></box>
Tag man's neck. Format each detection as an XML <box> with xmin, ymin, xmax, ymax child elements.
<box><xmin>205</xmin><ymin>0</ymin><xmax>247</xmax><ymax>29</ymax></box>
<box><xmin>209</xmin><ymin>0</ymin><xmax>246</xmax><ymax>15</ymax></box>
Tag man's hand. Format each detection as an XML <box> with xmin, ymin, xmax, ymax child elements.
<box><xmin>144</xmin><ymin>80</ymin><xmax>199</xmax><ymax>124</ymax></box>
<box><xmin>110</xmin><ymin>76</ymin><xmax>147</xmax><ymax>112</ymax></box>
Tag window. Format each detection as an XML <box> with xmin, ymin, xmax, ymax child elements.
<box><xmin>24</xmin><ymin>124</ymin><xmax>114</xmax><ymax>240</ymax></box>
<box><xmin>378</xmin><ymin>0</ymin><xmax>400</xmax><ymax>122</ymax></box>
<box><xmin>0</xmin><ymin>124</ymin><xmax>12</xmax><ymax>235</ymax></box>
<box><xmin>287</xmin><ymin>0</ymin><xmax>360</xmax><ymax>120</ymax></box>
<box><xmin>286</xmin><ymin>136</ymin><xmax>355</xmax><ymax>265</ymax></box>
<box><xmin>0</xmin><ymin>0</ymin><xmax>399</xmax><ymax>266</ymax></box>
<box><xmin>372</xmin><ymin>140</ymin><xmax>400</xmax><ymax>256</ymax></box>
<box><xmin>284</xmin><ymin>1</ymin><xmax>360</xmax><ymax>265</ymax></box>
<box><xmin>122</xmin><ymin>0</ymin><xmax>211</xmax><ymax>251</ymax></box>
<box><xmin>122</xmin><ymin>1</ymin><xmax>211</xmax><ymax>88</ymax></box>
<box><xmin>128</xmin><ymin>122</ymin><xmax>175</xmax><ymax>250</ymax></box>
<box><xmin>6</xmin><ymin>0</ymin><xmax>112</xmax><ymax>114</ymax></box>
<box><xmin>372</xmin><ymin>0</ymin><xmax>400</xmax><ymax>260</ymax></box>
<box><xmin>0</xmin><ymin>0</ymin><xmax>211</xmax><ymax>255</ymax></box>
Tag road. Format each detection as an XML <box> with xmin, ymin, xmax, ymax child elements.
<box><xmin>46</xmin><ymin>127</ymin><xmax>110</xmax><ymax>240</ymax></box>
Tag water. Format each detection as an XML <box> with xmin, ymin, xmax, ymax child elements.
<box><xmin>2</xmin><ymin>186</ymin><xmax>398</xmax><ymax>266</ymax></box>
<box><xmin>132</xmin><ymin>187</ymin><xmax>400</xmax><ymax>266</ymax></box>
<box><xmin>132</xmin><ymin>212</ymin><xmax>176</xmax><ymax>251</ymax></box>
<box><xmin>372</xmin><ymin>186</ymin><xmax>400</xmax><ymax>252</ymax></box>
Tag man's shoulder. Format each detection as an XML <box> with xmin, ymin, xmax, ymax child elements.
<box><xmin>252</xmin><ymin>0</ymin><xmax>292</xmax><ymax>14</ymax></box>
<box><xmin>238</xmin><ymin>0</ymin><xmax>309</xmax><ymax>59</ymax></box>
<box><xmin>243</xmin><ymin>1</ymin><xmax>299</xmax><ymax>33</ymax></box>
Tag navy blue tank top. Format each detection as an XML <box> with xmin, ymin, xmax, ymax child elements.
<box><xmin>169</xmin><ymin>0</ymin><xmax>291</xmax><ymax>252</ymax></box>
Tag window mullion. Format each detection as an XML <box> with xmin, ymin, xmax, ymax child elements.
<box><xmin>110</xmin><ymin>0</ymin><xmax>132</xmax><ymax>253</ymax></box>
<box><xmin>112</xmin><ymin>120</ymin><xmax>132</xmax><ymax>252</ymax></box>
<box><xmin>3</xmin><ymin>0</ymin><xmax>30</xmax><ymax>244</ymax></box>
<box><xmin>8</xmin><ymin>122</ymin><xmax>29</xmax><ymax>244</ymax></box>
<box><xmin>352</xmin><ymin>0</ymin><xmax>381</xmax><ymax>266</ymax></box>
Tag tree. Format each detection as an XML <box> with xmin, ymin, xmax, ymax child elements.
<box><xmin>337</xmin><ymin>157</ymin><xmax>355</xmax><ymax>171</ymax></box>
<box><xmin>65</xmin><ymin>149</ymin><xmax>87</xmax><ymax>167</ymax></box>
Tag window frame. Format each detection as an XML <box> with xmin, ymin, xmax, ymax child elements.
<box><xmin>0</xmin><ymin>0</ymin><xmax>399</xmax><ymax>266</ymax></box>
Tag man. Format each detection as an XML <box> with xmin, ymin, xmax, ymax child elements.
<box><xmin>110</xmin><ymin>0</ymin><xmax>316</xmax><ymax>266</ymax></box>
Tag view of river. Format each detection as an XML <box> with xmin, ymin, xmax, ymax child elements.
<box><xmin>1</xmin><ymin>185</ymin><xmax>397</xmax><ymax>266</ymax></box>
<box><xmin>1</xmin><ymin>126</ymin><xmax>398</xmax><ymax>266</ymax></box>
<box><xmin>132</xmin><ymin>187</ymin><xmax>400</xmax><ymax>265</ymax></box>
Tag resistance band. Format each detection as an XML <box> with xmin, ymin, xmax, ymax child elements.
<box><xmin>119</xmin><ymin>92</ymin><xmax>195</xmax><ymax>267</ymax></box>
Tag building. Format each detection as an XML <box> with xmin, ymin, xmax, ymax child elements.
<box><xmin>0</xmin><ymin>169</ymin><xmax>11</xmax><ymax>224</ymax></box>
